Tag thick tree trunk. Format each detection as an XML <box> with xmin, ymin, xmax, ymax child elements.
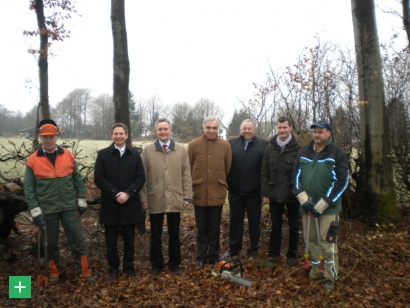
<box><xmin>403</xmin><ymin>0</ymin><xmax>410</xmax><ymax>47</ymax></box>
<box><xmin>34</xmin><ymin>0</ymin><xmax>50</xmax><ymax>120</ymax></box>
<box><xmin>351</xmin><ymin>0</ymin><xmax>399</xmax><ymax>223</ymax></box>
<box><xmin>111</xmin><ymin>0</ymin><xmax>131</xmax><ymax>144</ymax></box>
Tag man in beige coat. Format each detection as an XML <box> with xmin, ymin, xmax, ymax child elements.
<box><xmin>188</xmin><ymin>116</ymin><xmax>232</xmax><ymax>269</ymax></box>
<box><xmin>140</xmin><ymin>118</ymin><xmax>193</xmax><ymax>275</ymax></box>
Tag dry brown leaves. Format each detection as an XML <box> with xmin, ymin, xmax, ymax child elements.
<box><xmin>1</xmin><ymin>209</ymin><xmax>410</xmax><ymax>307</ymax></box>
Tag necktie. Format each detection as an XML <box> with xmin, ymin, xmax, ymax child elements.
<box><xmin>162</xmin><ymin>144</ymin><xmax>167</xmax><ymax>151</ymax></box>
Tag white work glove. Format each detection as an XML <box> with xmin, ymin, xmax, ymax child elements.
<box><xmin>296</xmin><ymin>191</ymin><xmax>309</xmax><ymax>205</ymax></box>
<box><xmin>30</xmin><ymin>207</ymin><xmax>46</xmax><ymax>228</ymax></box>
<box><xmin>297</xmin><ymin>191</ymin><xmax>314</xmax><ymax>212</ymax></box>
<box><xmin>77</xmin><ymin>198</ymin><xmax>87</xmax><ymax>216</ymax></box>
<box><xmin>313</xmin><ymin>198</ymin><xmax>329</xmax><ymax>215</ymax></box>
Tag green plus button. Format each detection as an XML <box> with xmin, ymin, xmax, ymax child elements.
<box><xmin>9</xmin><ymin>276</ymin><xmax>31</xmax><ymax>298</ymax></box>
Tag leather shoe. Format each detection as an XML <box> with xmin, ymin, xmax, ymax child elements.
<box><xmin>222</xmin><ymin>251</ymin><xmax>239</xmax><ymax>259</ymax></box>
<box><xmin>322</xmin><ymin>279</ymin><xmax>335</xmax><ymax>290</ymax></box>
<box><xmin>286</xmin><ymin>258</ymin><xmax>298</xmax><ymax>267</ymax></box>
<box><xmin>170</xmin><ymin>266</ymin><xmax>183</xmax><ymax>275</ymax></box>
<box><xmin>136</xmin><ymin>223</ymin><xmax>146</xmax><ymax>235</ymax></box>
<box><xmin>151</xmin><ymin>266</ymin><xmax>162</xmax><ymax>275</ymax></box>
<box><xmin>108</xmin><ymin>268</ymin><xmax>119</xmax><ymax>281</ymax></box>
<box><xmin>195</xmin><ymin>259</ymin><xmax>204</xmax><ymax>269</ymax></box>
<box><xmin>124</xmin><ymin>270</ymin><xmax>137</xmax><ymax>281</ymax></box>
<box><xmin>208</xmin><ymin>259</ymin><xmax>219</xmax><ymax>265</ymax></box>
<box><xmin>268</xmin><ymin>255</ymin><xmax>281</xmax><ymax>263</ymax></box>
<box><xmin>247</xmin><ymin>250</ymin><xmax>258</xmax><ymax>258</ymax></box>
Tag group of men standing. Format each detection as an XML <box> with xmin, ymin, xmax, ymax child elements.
<box><xmin>224</xmin><ymin>117</ymin><xmax>348</xmax><ymax>291</ymax></box>
<box><xmin>25</xmin><ymin>115</ymin><xmax>348</xmax><ymax>291</ymax></box>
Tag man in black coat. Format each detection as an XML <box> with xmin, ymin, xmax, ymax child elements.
<box><xmin>261</xmin><ymin>116</ymin><xmax>301</xmax><ymax>265</ymax></box>
<box><xmin>94</xmin><ymin>123</ymin><xmax>145</xmax><ymax>280</ymax></box>
<box><xmin>224</xmin><ymin>119</ymin><xmax>268</xmax><ymax>258</ymax></box>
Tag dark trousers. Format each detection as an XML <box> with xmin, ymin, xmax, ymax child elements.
<box><xmin>228</xmin><ymin>192</ymin><xmax>262</xmax><ymax>255</ymax></box>
<box><xmin>104</xmin><ymin>224</ymin><xmax>136</xmax><ymax>273</ymax></box>
<box><xmin>149</xmin><ymin>212</ymin><xmax>181</xmax><ymax>270</ymax></box>
<box><xmin>194</xmin><ymin>205</ymin><xmax>223</xmax><ymax>262</ymax></box>
<box><xmin>269</xmin><ymin>201</ymin><xmax>299</xmax><ymax>259</ymax></box>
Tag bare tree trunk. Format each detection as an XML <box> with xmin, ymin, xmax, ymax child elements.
<box><xmin>403</xmin><ymin>0</ymin><xmax>410</xmax><ymax>46</ymax></box>
<box><xmin>351</xmin><ymin>0</ymin><xmax>399</xmax><ymax>223</ymax></box>
<box><xmin>34</xmin><ymin>0</ymin><xmax>50</xmax><ymax>119</ymax></box>
<box><xmin>111</xmin><ymin>0</ymin><xmax>131</xmax><ymax>144</ymax></box>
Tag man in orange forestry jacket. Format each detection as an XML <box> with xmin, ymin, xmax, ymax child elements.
<box><xmin>25</xmin><ymin>119</ymin><xmax>94</xmax><ymax>284</ymax></box>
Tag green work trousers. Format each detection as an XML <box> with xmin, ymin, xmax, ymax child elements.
<box><xmin>44</xmin><ymin>209</ymin><xmax>90</xmax><ymax>276</ymax></box>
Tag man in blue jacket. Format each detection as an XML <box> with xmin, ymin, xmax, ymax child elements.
<box><xmin>293</xmin><ymin>120</ymin><xmax>349</xmax><ymax>290</ymax></box>
<box><xmin>224</xmin><ymin>119</ymin><xmax>268</xmax><ymax>258</ymax></box>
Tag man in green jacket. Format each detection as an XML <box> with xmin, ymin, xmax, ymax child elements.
<box><xmin>25</xmin><ymin>119</ymin><xmax>94</xmax><ymax>284</ymax></box>
<box><xmin>293</xmin><ymin>120</ymin><xmax>349</xmax><ymax>290</ymax></box>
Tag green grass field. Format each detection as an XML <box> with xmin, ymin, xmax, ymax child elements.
<box><xmin>0</xmin><ymin>137</ymin><xmax>154</xmax><ymax>180</ymax></box>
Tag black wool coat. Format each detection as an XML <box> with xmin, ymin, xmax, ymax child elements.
<box><xmin>227</xmin><ymin>136</ymin><xmax>268</xmax><ymax>196</ymax></box>
<box><xmin>94</xmin><ymin>143</ymin><xmax>145</xmax><ymax>225</ymax></box>
<box><xmin>260</xmin><ymin>134</ymin><xmax>300</xmax><ymax>203</ymax></box>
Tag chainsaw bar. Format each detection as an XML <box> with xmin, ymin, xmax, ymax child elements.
<box><xmin>211</xmin><ymin>258</ymin><xmax>256</xmax><ymax>287</ymax></box>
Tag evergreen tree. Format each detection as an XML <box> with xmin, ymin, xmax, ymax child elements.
<box><xmin>228</xmin><ymin>109</ymin><xmax>251</xmax><ymax>137</ymax></box>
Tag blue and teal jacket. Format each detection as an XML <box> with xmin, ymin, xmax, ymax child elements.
<box><xmin>293</xmin><ymin>138</ymin><xmax>349</xmax><ymax>215</ymax></box>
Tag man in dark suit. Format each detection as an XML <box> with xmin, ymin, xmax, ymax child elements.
<box><xmin>94</xmin><ymin>123</ymin><xmax>145</xmax><ymax>281</ymax></box>
<box><xmin>224</xmin><ymin>119</ymin><xmax>268</xmax><ymax>259</ymax></box>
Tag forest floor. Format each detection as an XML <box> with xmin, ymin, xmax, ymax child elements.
<box><xmin>1</xmin><ymin>206</ymin><xmax>410</xmax><ymax>307</ymax></box>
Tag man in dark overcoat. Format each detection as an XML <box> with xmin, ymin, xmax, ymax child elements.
<box><xmin>261</xmin><ymin>116</ymin><xmax>300</xmax><ymax>265</ymax></box>
<box><xmin>94</xmin><ymin>123</ymin><xmax>145</xmax><ymax>280</ymax></box>
<box><xmin>224</xmin><ymin>119</ymin><xmax>267</xmax><ymax>259</ymax></box>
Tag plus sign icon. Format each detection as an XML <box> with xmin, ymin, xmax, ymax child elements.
<box><xmin>9</xmin><ymin>276</ymin><xmax>31</xmax><ymax>298</ymax></box>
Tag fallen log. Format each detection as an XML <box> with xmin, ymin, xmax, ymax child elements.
<box><xmin>0</xmin><ymin>191</ymin><xmax>27</xmax><ymax>261</ymax></box>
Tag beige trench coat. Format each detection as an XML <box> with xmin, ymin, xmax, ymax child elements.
<box><xmin>139</xmin><ymin>140</ymin><xmax>193</xmax><ymax>214</ymax></box>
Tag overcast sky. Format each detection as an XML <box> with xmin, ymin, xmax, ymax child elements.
<box><xmin>0</xmin><ymin>0</ymin><xmax>403</xmax><ymax>123</ymax></box>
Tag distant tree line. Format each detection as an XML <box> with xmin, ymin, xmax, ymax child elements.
<box><xmin>0</xmin><ymin>104</ymin><xmax>38</xmax><ymax>137</ymax></box>
<box><xmin>0</xmin><ymin>92</ymin><xmax>226</xmax><ymax>141</ymax></box>
<box><xmin>2</xmin><ymin>36</ymin><xmax>409</xmax><ymax>146</ymax></box>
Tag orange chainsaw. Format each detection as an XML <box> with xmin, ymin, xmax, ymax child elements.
<box><xmin>211</xmin><ymin>259</ymin><xmax>255</xmax><ymax>287</ymax></box>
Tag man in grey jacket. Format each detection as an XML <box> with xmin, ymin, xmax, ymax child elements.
<box><xmin>140</xmin><ymin>118</ymin><xmax>193</xmax><ymax>275</ymax></box>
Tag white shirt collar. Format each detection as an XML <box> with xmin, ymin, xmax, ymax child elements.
<box><xmin>159</xmin><ymin>140</ymin><xmax>170</xmax><ymax>147</ymax></box>
<box><xmin>114</xmin><ymin>145</ymin><xmax>126</xmax><ymax>156</ymax></box>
